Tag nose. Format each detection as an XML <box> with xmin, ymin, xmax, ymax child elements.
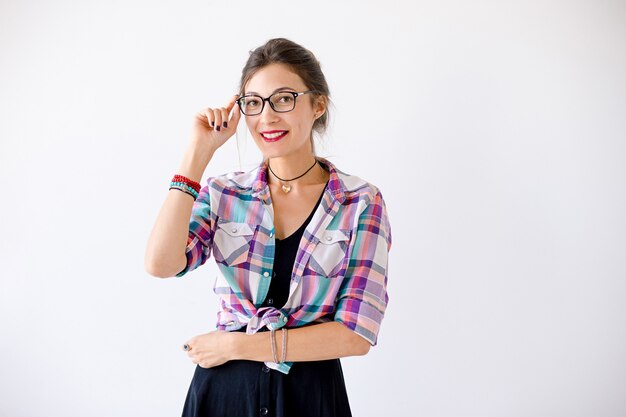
<box><xmin>258</xmin><ymin>100</ymin><xmax>280</xmax><ymax>123</ymax></box>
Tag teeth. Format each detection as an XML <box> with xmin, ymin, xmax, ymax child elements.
<box><xmin>262</xmin><ymin>131</ymin><xmax>286</xmax><ymax>139</ymax></box>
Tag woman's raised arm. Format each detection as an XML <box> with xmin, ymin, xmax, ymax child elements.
<box><xmin>144</xmin><ymin>95</ymin><xmax>241</xmax><ymax>278</ymax></box>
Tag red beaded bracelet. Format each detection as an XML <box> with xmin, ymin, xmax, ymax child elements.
<box><xmin>171</xmin><ymin>174</ymin><xmax>201</xmax><ymax>193</ymax></box>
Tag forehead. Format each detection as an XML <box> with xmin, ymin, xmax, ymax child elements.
<box><xmin>244</xmin><ymin>63</ymin><xmax>306</xmax><ymax>95</ymax></box>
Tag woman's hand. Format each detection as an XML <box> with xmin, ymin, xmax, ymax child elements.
<box><xmin>183</xmin><ymin>330</ymin><xmax>237</xmax><ymax>368</ymax></box>
<box><xmin>189</xmin><ymin>94</ymin><xmax>242</xmax><ymax>155</ymax></box>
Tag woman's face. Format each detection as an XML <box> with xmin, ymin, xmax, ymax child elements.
<box><xmin>242</xmin><ymin>63</ymin><xmax>323</xmax><ymax>160</ymax></box>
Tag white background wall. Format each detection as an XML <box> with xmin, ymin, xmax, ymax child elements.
<box><xmin>1</xmin><ymin>0</ymin><xmax>625</xmax><ymax>416</ymax></box>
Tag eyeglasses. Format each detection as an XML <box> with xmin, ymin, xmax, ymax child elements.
<box><xmin>236</xmin><ymin>90</ymin><xmax>316</xmax><ymax>116</ymax></box>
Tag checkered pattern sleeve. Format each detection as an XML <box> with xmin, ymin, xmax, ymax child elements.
<box><xmin>334</xmin><ymin>189</ymin><xmax>392</xmax><ymax>345</ymax></box>
<box><xmin>175</xmin><ymin>178</ymin><xmax>215</xmax><ymax>277</ymax></box>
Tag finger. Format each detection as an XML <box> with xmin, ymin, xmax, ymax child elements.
<box><xmin>224</xmin><ymin>93</ymin><xmax>239</xmax><ymax>112</ymax></box>
<box><xmin>213</xmin><ymin>108</ymin><xmax>223</xmax><ymax>131</ymax></box>
<box><xmin>203</xmin><ymin>109</ymin><xmax>215</xmax><ymax>129</ymax></box>
<box><xmin>229</xmin><ymin>97</ymin><xmax>242</xmax><ymax>127</ymax></box>
<box><xmin>220</xmin><ymin>106</ymin><xmax>230</xmax><ymax>129</ymax></box>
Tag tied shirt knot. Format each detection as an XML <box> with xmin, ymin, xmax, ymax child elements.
<box><xmin>246</xmin><ymin>306</ymin><xmax>289</xmax><ymax>334</ymax></box>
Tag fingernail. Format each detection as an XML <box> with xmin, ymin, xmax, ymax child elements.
<box><xmin>211</xmin><ymin>121</ymin><xmax>215</xmax><ymax>126</ymax></box>
<box><xmin>216</xmin><ymin>125</ymin><xmax>221</xmax><ymax>131</ymax></box>
<box><xmin>223</xmin><ymin>122</ymin><xmax>228</xmax><ymax>128</ymax></box>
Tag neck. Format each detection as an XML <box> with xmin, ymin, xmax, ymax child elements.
<box><xmin>267</xmin><ymin>154</ymin><xmax>327</xmax><ymax>188</ymax></box>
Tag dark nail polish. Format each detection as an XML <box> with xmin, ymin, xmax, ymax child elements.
<box><xmin>216</xmin><ymin>125</ymin><xmax>221</xmax><ymax>131</ymax></box>
<box><xmin>211</xmin><ymin>121</ymin><xmax>215</xmax><ymax>126</ymax></box>
<box><xmin>223</xmin><ymin>122</ymin><xmax>228</xmax><ymax>128</ymax></box>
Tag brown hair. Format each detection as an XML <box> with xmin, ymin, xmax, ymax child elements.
<box><xmin>238</xmin><ymin>38</ymin><xmax>332</xmax><ymax>153</ymax></box>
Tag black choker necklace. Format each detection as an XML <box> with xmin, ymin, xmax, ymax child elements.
<box><xmin>268</xmin><ymin>158</ymin><xmax>319</xmax><ymax>193</ymax></box>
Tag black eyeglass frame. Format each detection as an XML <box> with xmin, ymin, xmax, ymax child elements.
<box><xmin>236</xmin><ymin>90</ymin><xmax>317</xmax><ymax>115</ymax></box>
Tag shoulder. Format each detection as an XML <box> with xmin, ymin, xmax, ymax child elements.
<box><xmin>333</xmin><ymin>165</ymin><xmax>386</xmax><ymax>207</ymax></box>
<box><xmin>333</xmin><ymin>166</ymin><xmax>392</xmax><ymax>247</ymax></box>
<box><xmin>204</xmin><ymin>167</ymin><xmax>257</xmax><ymax>192</ymax></box>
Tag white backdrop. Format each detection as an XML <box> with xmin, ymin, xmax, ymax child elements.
<box><xmin>1</xmin><ymin>0</ymin><xmax>625</xmax><ymax>416</ymax></box>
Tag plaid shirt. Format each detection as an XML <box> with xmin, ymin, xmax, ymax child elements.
<box><xmin>176</xmin><ymin>157</ymin><xmax>392</xmax><ymax>374</ymax></box>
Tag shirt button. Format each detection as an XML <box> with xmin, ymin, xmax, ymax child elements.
<box><xmin>260</xmin><ymin>407</ymin><xmax>269</xmax><ymax>415</ymax></box>
<box><xmin>325</xmin><ymin>235</ymin><xmax>332</xmax><ymax>241</ymax></box>
<box><xmin>262</xmin><ymin>366</ymin><xmax>270</xmax><ymax>373</ymax></box>
<box><xmin>269</xmin><ymin>231</ymin><xmax>274</xmax><ymax>238</ymax></box>
<box><xmin>263</xmin><ymin>271</ymin><xmax>270</xmax><ymax>277</ymax></box>
<box><xmin>282</xmin><ymin>317</ymin><xmax>288</xmax><ymax>322</ymax></box>
<box><xmin>232</xmin><ymin>227</ymin><xmax>238</xmax><ymax>233</ymax></box>
<box><xmin>267</xmin><ymin>298</ymin><xmax>273</xmax><ymax>305</ymax></box>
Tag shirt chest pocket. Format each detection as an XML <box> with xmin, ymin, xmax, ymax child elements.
<box><xmin>213</xmin><ymin>221</ymin><xmax>255</xmax><ymax>266</ymax></box>
<box><xmin>308</xmin><ymin>229</ymin><xmax>352</xmax><ymax>277</ymax></box>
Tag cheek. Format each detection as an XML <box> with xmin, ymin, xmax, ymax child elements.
<box><xmin>287</xmin><ymin>115</ymin><xmax>307</xmax><ymax>131</ymax></box>
<box><xmin>292</xmin><ymin>118</ymin><xmax>312</xmax><ymax>135</ymax></box>
<box><xmin>245</xmin><ymin>118</ymin><xmax>258</xmax><ymax>136</ymax></box>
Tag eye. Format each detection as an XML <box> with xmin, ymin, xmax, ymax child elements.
<box><xmin>245</xmin><ymin>98</ymin><xmax>260</xmax><ymax>107</ymax></box>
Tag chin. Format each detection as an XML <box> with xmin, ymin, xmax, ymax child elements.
<box><xmin>262</xmin><ymin>150</ymin><xmax>287</xmax><ymax>160</ymax></box>
<box><xmin>258</xmin><ymin>141</ymin><xmax>290</xmax><ymax>156</ymax></box>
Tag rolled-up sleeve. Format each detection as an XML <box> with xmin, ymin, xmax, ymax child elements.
<box><xmin>175</xmin><ymin>178</ymin><xmax>215</xmax><ymax>277</ymax></box>
<box><xmin>334</xmin><ymin>189</ymin><xmax>392</xmax><ymax>346</ymax></box>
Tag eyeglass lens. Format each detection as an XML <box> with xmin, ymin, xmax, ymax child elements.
<box><xmin>239</xmin><ymin>92</ymin><xmax>296</xmax><ymax>115</ymax></box>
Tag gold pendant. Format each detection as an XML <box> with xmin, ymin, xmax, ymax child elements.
<box><xmin>281</xmin><ymin>183</ymin><xmax>291</xmax><ymax>193</ymax></box>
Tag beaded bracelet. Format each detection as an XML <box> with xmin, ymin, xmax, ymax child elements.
<box><xmin>170</xmin><ymin>182</ymin><xmax>200</xmax><ymax>195</ymax></box>
<box><xmin>169</xmin><ymin>183</ymin><xmax>199</xmax><ymax>199</ymax></box>
<box><xmin>171</xmin><ymin>174</ymin><xmax>201</xmax><ymax>193</ymax></box>
<box><xmin>170</xmin><ymin>181</ymin><xmax>200</xmax><ymax>195</ymax></box>
<box><xmin>169</xmin><ymin>174</ymin><xmax>200</xmax><ymax>200</ymax></box>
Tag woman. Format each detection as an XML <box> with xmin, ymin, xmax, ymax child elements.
<box><xmin>144</xmin><ymin>38</ymin><xmax>392</xmax><ymax>417</ymax></box>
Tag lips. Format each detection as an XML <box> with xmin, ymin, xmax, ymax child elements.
<box><xmin>261</xmin><ymin>130</ymin><xmax>288</xmax><ymax>142</ymax></box>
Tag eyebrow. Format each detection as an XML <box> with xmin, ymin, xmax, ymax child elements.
<box><xmin>244</xmin><ymin>86</ymin><xmax>297</xmax><ymax>96</ymax></box>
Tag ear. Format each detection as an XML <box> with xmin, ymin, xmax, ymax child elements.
<box><xmin>313</xmin><ymin>95</ymin><xmax>328</xmax><ymax>119</ymax></box>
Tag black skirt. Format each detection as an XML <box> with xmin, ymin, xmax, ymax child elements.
<box><xmin>181</xmin><ymin>328</ymin><xmax>353</xmax><ymax>417</ymax></box>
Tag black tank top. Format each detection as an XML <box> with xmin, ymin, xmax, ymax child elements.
<box><xmin>260</xmin><ymin>181</ymin><xmax>328</xmax><ymax>308</ymax></box>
